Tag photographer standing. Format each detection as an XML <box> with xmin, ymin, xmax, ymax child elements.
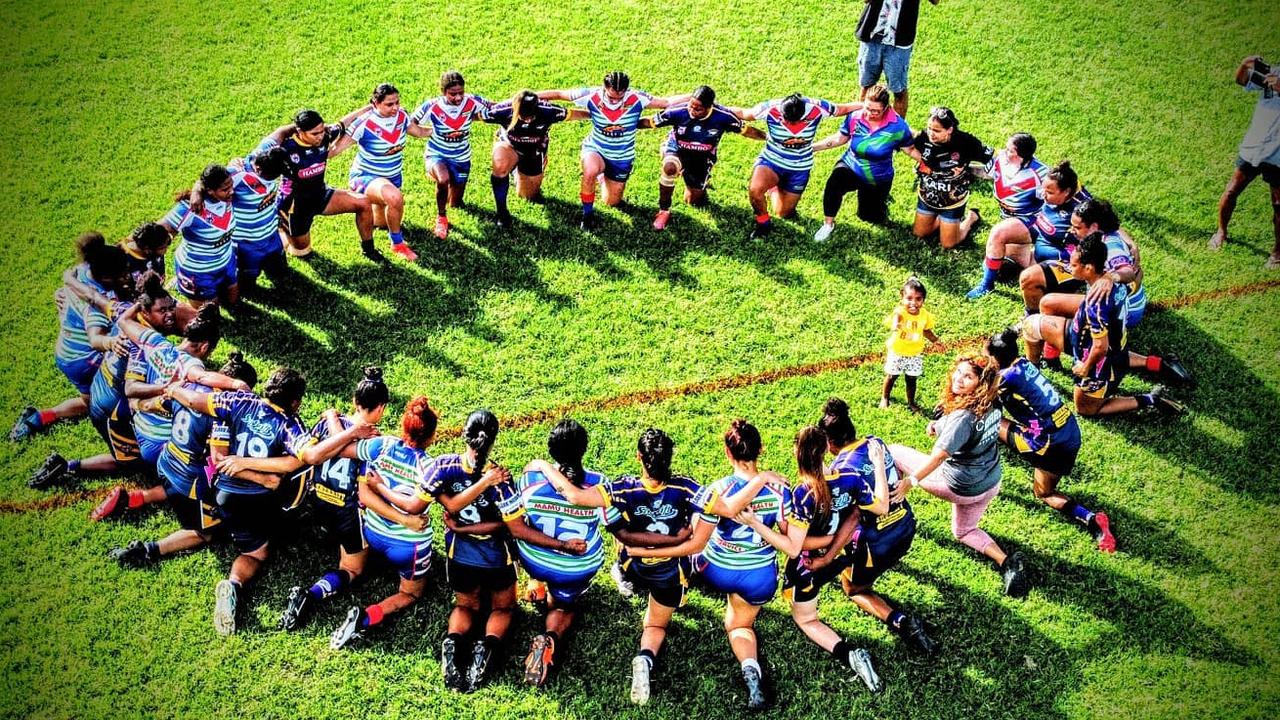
<box><xmin>1211</xmin><ymin>56</ymin><xmax>1280</xmax><ymax>269</ymax></box>
<box><xmin>855</xmin><ymin>0</ymin><xmax>940</xmax><ymax>120</ymax></box>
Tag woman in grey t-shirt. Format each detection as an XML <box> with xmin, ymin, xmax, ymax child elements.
<box><xmin>888</xmin><ymin>356</ymin><xmax>1030</xmax><ymax>597</ymax></box>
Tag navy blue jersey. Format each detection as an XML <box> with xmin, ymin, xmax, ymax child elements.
<box><xmin>487</xmin><ymin>101</ymin><xmax>569</xmax><ymax>151</ymax></box>
<box><xmin>826</xmin><ymin>436</ymin><xmax>912</xmax><ymax>542</ymax></box>
<box><xmin>653</xmin><ymin>103</ymin><xmax>744</xmax><ymax>154</ymax></box>
<box><xmin>309</xmin><ymin>415</ymin><xmax>364</xmax><ymax>508</ymax></box>
<box><xmin>601</xmin><ymin>473</ymin><xmax>702</xmax><ymax>537</ymax></box>
<box><xmin>156</xmin><ymin>382</ymin><xmax>225</xmax><ymax>497</ymax></box>
<box><xmin>419</xmin><ymin>453</ymin><xmax>516</xmax><ymax>567</ymax></box>
<box><xmin>1071</xmin><ymin>281</ymin><xmax>1129</xmax><ymax>365</ymax></box>
<box><xmin>269</xmin><ymin>125</ymin><xmax>343</xmax><ymax>199</ymax></box>
<box><xmin>997</xmin><ymin>358</ymin><xmax>1073</xmax><ymax>433</ymax></box>
<box><xmin>209</xmin><ymin>391</ymin><xmax>310</xmax><ymax>495</ymax></box>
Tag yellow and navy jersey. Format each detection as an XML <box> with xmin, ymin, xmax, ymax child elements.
<box><xmin>356</xmin><ymin>435</ymin><xmax>432</xmax><ymax>543</ymax></box>
<box><xmin>1070</xmin><ymin>280</ymin><xmax>1129</xmax><ymax>365</ymax></box>
<box><xmin>653</xmin><ymin>103</ymin><xmax>744</xmax><ymax>155</ymax></box>
<box><xmin>126</xmin><ymin>328</ymin><xmax>203</xmax><ymax>445</ymax></box>
<box><xmin>486</xmin><ymin>101</ymin><xmax>568</xmax><ymax>151</ymax></box>
<box><xmin>155</xmin><ymin>381</ymin><xmax>218</xmax><ymax>497</ymax></box>
<box><xmin>827</xmin><ymin>437</ymin><xmax>912</xmax><ymax>539</ymax></box>
<box><xmin>209</xmin><ymin>390</ymin><xmax>310</xmax><ymax>496</ymax></box>
<box><xmin>1032</xmin><ymin>187</ymin><xmax>1092</xmax><ymax>251</ymax></box>
<box><xmin>503</xmin><ymin>468</ymin><xmax>620</xmax><ymax>576</ymax></box>
<box><xmin>308</xmin><ymin>414</ymin><xmax>365</xmax><ymax>509</ymax></box>
<box><xmin>997</xmin><ymin>358</ymin><xmax>1072</xmax><ymax>434</ymax></box>
<box><xmin>694</xmin><ymin>473</ymin><xmax>798</xmax><ymax>572</ymax></box>
<box><xmin>270</xmin><ymin>126</ymin><xmax>344</xmax><ymax>199</ymax></box>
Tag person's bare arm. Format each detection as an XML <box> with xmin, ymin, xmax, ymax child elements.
<box><xmin>625</xmin><ymin>518</ymin><xmax>714</xmax><ymax>559</ymax></box>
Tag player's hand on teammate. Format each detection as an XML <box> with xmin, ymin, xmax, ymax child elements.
<box><xmin>560</xmin><ymin>538</ymin><xmax>588</xmax><ymax>554</ymax></box>
<box><xmin>890</xmin><ymin>475</ymin><xmax>914</xmax><ymax>504</ymax></box>
<box><xmin>402</xmin><ymin>512</ymin><xmax>430</xmax><ymax>533</ymax></box>
<box><xmin>111</xmin><ymin>335</ymin><xmax>131</xmax><ymax>357</ymax></box>
<box><xmin>482</xmin><ymin>465</ymin><xmax>512</xmax><ymax>487</ymax></box>
<box><xmin>350</xmin><ymin>422</ymin><xmax>378</xmax><ymax>439</ymax></box>
<box><xmin>1071</xmin><ymin>362</ymin><xmax>1088</xmax><ymax>378</ymax></box>
<box><xmin>734</xmin><ymin>509</ymin><xmax>762</xmax><ymax>529</ymax></box>
<box><xmin>216</xmin><ymin>455</ymin><xmax>253</xmax><ymax>477</ymax></box>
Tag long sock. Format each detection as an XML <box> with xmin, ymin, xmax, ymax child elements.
<box><xmin>126</xmin><ymin>490</ymin><xmax>146</xmax><ymax>509</ymax></box>
<box><xmin>308</xmin><ymin>569</ymin><xmax>351</xmax><ymax>600</ymax></box>
<box><xmin>389</xmin><ymin>231</ymin><xmax>404</xmax><ymax>246</ymax></box>
<box><xmin>446</xmin><ymin>631</ymin><xmax>464</xmax><ymax>644</ymax></box>
<box><xmin>491</xmin><ymin>174</ymin><xmax>510</xmax><ymax>216</ymax></box>
<box><xmin>979</xmin><ymin>257</ymin><xmax>1002</xmax><ymax>289</ymax></box>
<box><xmin>831</xmin><ymin>639</ymin><xmax>855</xmax><ymax>667</ymax></box>
<box><xmin>38</xmin><ymin>410</ymin><xmax>56</xmax><ymax>427</ymax></box>
<box><xmin>1043</xmin><ymin>344</ymin><xmax>1061</xmax><ymax>361</ymax></box>
<box><xmin>480</xmin><ymin>634</ymin><xmax>501</xmax><ymax>650</ymax></box>
<box><xmin>1063</xmin><ymin>500</ymin><xmax>1096</xmax><ymax>526</ymax></box>
<box><xmin>1145</xmin><ymin>355</ymin><xmax>1162</xmax><ymax>372</ymax></box>
<box><xmin>144</xmin><ymin>541</ymin><xmax>160</xmax><ymax>560</ymax></box>
<box><xmin>1135</xmin><ymin>393</ymin><xmax>1156</xmax><ymax>409</ymax></box>
<box><xmin>886</xmin><ymin>610</ymin><xmax>906</xmax><ymax>630</ymax></box>
<box><xmin>741</xmin><ymin>657</ymin><xmax>761</xmax><ymax>674</ymax></box>
<box><xmin>755</xmin><ymin>213</ymin><xmax>771</xmax><ymax>226</ymax></box>
<box><xmin>436</xmin><ymin>183</ymin><xmax>448</xmax><ymax>216</ymax></box>
<box><xmin>361</xmin><ymin>603</ymin><xmax>385</xmax><ymax>628</ymax></box>
<box><xmin>67</xmin><ymin>459</ymin><xmax>81</xmax><ymax>474</ymax></box>
<box><xmin>581</xmin><ymin>193</ymin><xmax>595</xmax><ymax>218</ymax></box>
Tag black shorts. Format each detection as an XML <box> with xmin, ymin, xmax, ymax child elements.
<box><xmin>842</xmin><ymin>514</ymin><xmax>916</xmax><ymax>589</ymax></box>
<box><xmin>513</xmin><ymin>144</ymin><xmax>549</xmax><ymax>177</ymax></box>
<box><xmin>215</xmin><ymin>490</ymin><xmax>280</xmax><ymax>554</ymax></box>
<box><xmin>1005</xmin><ymin>417</ymin><xmax>1082</xmax><ymax>477</ymax></box>
<box><xmin>622</xmin><ymin>556</ymin><xmax>690</xmax><ymax>609</ymax></box>
<box><xmin>310</xmin><ymin>498</ymin><xmax>366</xmax><ymax>555</ymax></box>
<box><xmin>1236</xmin><ymin>156</ymin><xmax>1280</xmax><ymax>188</ymax></box>
<box><xmin>1039</xmin><ymin>260</ymin><xmax>1085</xmax><ymax>295</ymax></box>
<box><xmin>278</xmin><ymin>188</ymin><xmax>334</xmax><ymax>237</ymax></box>
<box><xmin>676</xmin><ymin>149</ymin><xmax>716</xmax><ymax>191</ymax></box>
<box><xmin>782</xmin><ymin>546</ymin><xmax>856</xmax><ymax>604</ymax></box>
<box><xmin>275</xmin><ymin>469</ymin><xmax>310</xmax><ymax>512</ymax></box>
<box><xmin>446</xmin><ymin>558</ymin><xmax>516</xmax><ymax>595</ymax></box>
<box><xmin>165</xmin><ymin>483</ymin><xmax>223</xmax><ymax>534</ymax></box>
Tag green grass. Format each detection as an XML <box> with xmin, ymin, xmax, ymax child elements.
<box><xmin>1</xmin><ymin>0</ymin><xmax>1279</xmax><ymax>718</ymax></box>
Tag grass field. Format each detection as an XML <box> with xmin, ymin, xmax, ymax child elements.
<box><xmin>1</xmin><ymin>0</ymin><xmax>1279</xmax><ymax>718</ymax></box>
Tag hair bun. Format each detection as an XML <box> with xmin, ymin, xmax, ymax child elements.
<box><xmin>822</xmin><ymin>397</ymin><xmax>849</xmax><ymax>419</ymax></box>
<box><xmin>362</xmin><ymin>366</ymin><xmax>383</xmax><ymax>382</ymax></box>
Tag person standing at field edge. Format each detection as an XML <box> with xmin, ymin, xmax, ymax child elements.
<box><xmin>1210</xmin><ymin>56</ymin><xmax>1280</xmax><ymax>269</ymax></box>
<box><xmin>855</xmin><ymin>0</ymin><xmax>940</xmax><ymax>119</ymax></box>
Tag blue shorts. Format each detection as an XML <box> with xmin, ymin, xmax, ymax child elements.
<box><xmin>1033</xmin><ymin>241</ymin><xmax>1070</xmax><ymax>264</ymax></box>
<box><xmin>582</xmin><ymin>146</ymin><xmax>634</xmax><ymax>183</ymax></box>
<box><xmin>858</xmin><ymin>42</ymin><xmax>912</xmax><ymax>93</ymax></box>
<box><xmin>236</xmin><ymin>238</ymin><xmax>284</xmax><ymax>281</ymax></box>
<box><xmin>426</xmin><ymin>156</ymin><xmax>470</xmax><ymax>184</ymax></box>
<box><xmin>755</xmin><ymin>157</ymin><xmax>811</xmax><ymax>194</ymax></box>
<box><xmin>350</xmin><ymin>172</ymin><xmax>403</xmax><ymax>193</ymax></box>
<box><xmin>174</xmin><ymin>257</ymin><xmax>237</xmax><ymax>301</ymax></box>
<box><xmin>1007</xmin><ymin>416</ymin><xmax>1081</xmax><ymax>477</ymax></box>
<box><xmin>138</xmin><ymin>436</ymin><xmax>165</xmax><ymax>466</ymax></box>
<box><xmin>56</xmin><ymin>355</ymin><xmax>101</xmax><ymax>395</ymax></box>
<box><xmin>1003</xmin><ymin>212</ymin><xmax>1038</xmax><ymax>232</ymax></box>
<box><xmin>367</xmin><ymin>529</ymin><xmax>433</xmax><ymax>580</ymax></box>
<box><xmin>694</xmin><ymin>555</ymin><xmax>778</xmax><ymax>606</ymax></box>
<box><xmin>521</xmin><ymin>555</ymin><xmax>599</xmax><ymax>606</ymax></box>
<box><xmin>916</xmin><ymin>198</ymin><xmax>966</xmax><ymax>223</ymax></box>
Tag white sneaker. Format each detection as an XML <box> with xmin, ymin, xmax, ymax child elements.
<box><xmin>848</xmin><ymin>647</ymin><xmax>883</xmax><ymax>693</ymax></box>
<box><xmin>813</xmin><ymin>223</ymin><xmax>835</xmax><ymax>242</ymax></box>
<box><xmin>630</xmin><ymin>655</ymin><xmax>652</xmax><ymax>705</ymax></box>
<box><xmin>213</xmin><ymin>580</ymin><xmax>237</xmax><ymax>636</ymax></box>
<box><xmin>610</xmin><ymin>562</ymin><xmax>635</xmax><ymax>599</ymax></box>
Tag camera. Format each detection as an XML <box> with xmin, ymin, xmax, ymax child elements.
<box><xmin>1250</xmin><ymin>58</ymin><xmax>1274</xmax><ymax>87</ymax></box>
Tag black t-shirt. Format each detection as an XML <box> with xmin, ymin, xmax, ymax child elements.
<box><xmin>279</xmin><ymin>124</ymin><xmax>344</xmax><ymax>198</ymax></box>
<box><xmin>912</xmin><ymin>129</ymin><xmax>993</xmax><ymax>209</ymax></box>
<box><xmin>487</xmin><ymin>102</ymin><xmax>568</xmax><ymax>152</ymax></box>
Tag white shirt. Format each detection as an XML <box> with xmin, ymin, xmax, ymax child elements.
<box><xmin>1240</xmin><ymin>79</ymin><xmax>1280</xmax><ymax>167</ymax></box>
<box><xmin>871</xmin><ymin>0</ymin><xmax>906</xmax><ymax>47</ymax></box>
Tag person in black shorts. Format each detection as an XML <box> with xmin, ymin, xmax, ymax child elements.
<box><xmin>278</xmin><ymin>367</ymin><xmax>390</xmax><ymax>631</ymax></box>
<box><xmin>485</xmin><ymin>90</ymin><xmax>585</xmax><ymax>229</ymax></box>
<box><xmin>647</xmin><ymin>85</ymin><xmax>764</xmax><ymax>231</ymax></box>
<box><xmin>262</xmin><ymin>108</ymin><xmax>382</xmax><ymax>262</ymax></box>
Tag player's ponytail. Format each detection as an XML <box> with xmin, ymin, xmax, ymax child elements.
<box><xmin>353</xmin><ymin>366</ymin><xmax>389</xmax><ymax>412</ymax></box>
<box><xmin>75</xmin><ymin>231</ymin><xmax>107</xmax><ymax>262</ymax></box>
<box><xmin>1010</xmin><ymin>132</ymin><xmax>1037</xmax><ymax>169</ymax></box>
<box><xmin>252</xmin><ymin>146</ymin><xmax>289</xmax><ymax>182</ymax></box>
<box><xmin>781</xmin><ymin>93</ymin><xmax>806</xmax><ymax>123</ymax></box>
<box><xmin>401</xmin><ymin>395</ymin><xmax>438</xmax><ymax>449</ymax></box>
<box><xmin>723</xmin><ymin>419</ymin><xmax>762</xmax><ymax>462</ymax></box>
<box><xmin>1047</xmin><ymin>160</ymin><xmax>1079</xmax><ymax>194</ymax></box>
<box><xmin>263</xmin><ymin>367</ymin><xmax>307</xmax><ymax>412</ymax></box>
<box><xmin>637</xmin><ymin>427</ymin><xmax>673</xmax><ymax>484</ymax></box>
<box><xmin>986</xmin><ymin>327</ymin><xmax>1021</xmax><ymax>370</ymax></box>
<box><xmin>818</xmin><ymin>397</ymin><xmax>857</xmax><ymax>448</ymax></box>
<box><xmin>175</xmin><ymin>164</ymin><xmax>231</xmax><ymax>204</ymax></box>
<box><xmin>462</xmin><ymin>408</ymin><xmax>499</xmax><ymax>478</ymax></box>
<box><xmin>511</xmin><ymin>89</ymin><xmax>538</xmax><ymax>132</ymax></box>
<box><xmin>1074</xmin><ymin>197</ymin><xmax>1120</xmax><ymax>233</ymax></box>
<box><xmin>129</xmin><ymin>222</ymin><xmax>169</xmax><ymax>255</ymax></box>
<box><xmin>795</xmin><ymin>426</ymin><xmax>832</xmax><ymax>523</ymax></box>
<box><xmin>219</xmin><ymin>351</ymin><xmax>258</xmax><ymax>389</ymax></box>
<box><xmin>548</xmin><ymin>418</ymin><xmax>589</xmax><ymax>488</ymax></box>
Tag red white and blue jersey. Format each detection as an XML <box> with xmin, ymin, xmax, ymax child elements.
<box><xmin>55</xmin><ymin>266</ymin><xmax>113</xmax><ymax>365</ymax></box>
<box><xmin>348</xmin><ymin>109</ymin><xmax>410</xmax><ymax>180</ymax></box>
<box><xmin>694</xmin><ymin>474</ymin><xmax>797</xmax><ymax>572</ymax></box>
<box><xmin>229</xmin><ymin>168</ymin><xmax>280</xmax><ymax>247</ymax></box>
<box><xmin>990</xmin><ymin>154</ymin><xmax>1050</xmax><ymax>219</ymax></box>
<box><xmin>164</xmin><ymin>199</ymin><xmax>235</xmax><ymax>274</ymax></box>
<box><xmin>412</xmin><ymin>95</ymin><xmax>492</xmax><ymax>164</ymax></box>
<box><xmin>653</xmin><ymin>103</ymin><xmax>744</xmax><ymax>155</ymax></box>
<box><xmin>210</xmin><ymin>390</ymin><xmax>310</xmax><ymax>496</ymax></box>
<box><xmin>1032</xmin><ymin>187</ymin><xmax>1092</xmax><ymax>251</ymax></box>
<box><xmin>750</xmin><ymin>97</ymin><xmax>837</xmax><ymax>172</ymax></box>
<box><xmin>357</xmin><ymin>436</ymin><xmax>433</xmax><ymax>543</ymax></box>
<box><xmin>997</xmin><ymin>358</ymin><xmax>1073</xmax><ymax>435</ymax></box>
<box><xmin>503</xmin><ymin>468</ymin><xmax>621</xmax><ymax>577</ymax></box>
<box><xmin>569</xmin><ymin>87</ymin><xmax>654</xmax><ymax>163</ymax></box>
<box><xmin>1102</xmin><ymin>231</ymin><xmax>1146</xmax><ymax>317</ymax></box>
